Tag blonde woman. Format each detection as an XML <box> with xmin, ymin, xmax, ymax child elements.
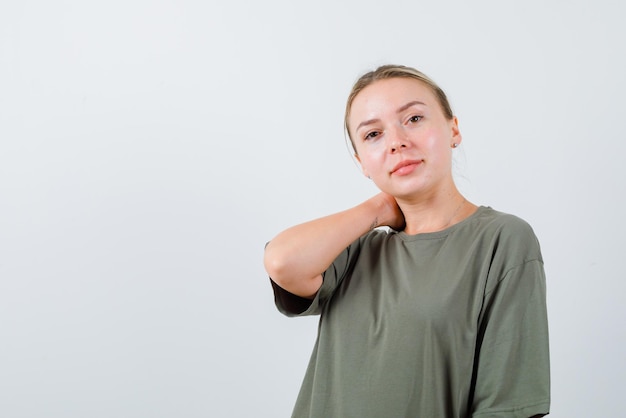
<box><xmin>264</xmin><ymin>65</ymin><xmax>550</xmax><ymax>417</ymax></box>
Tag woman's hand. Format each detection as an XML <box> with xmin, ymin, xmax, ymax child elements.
<box><xmin>374</xmin><ymin>192</ymin><xmax>406</xmax><ymax>231</ymax></box>
<box><xmin>264</xmin><ymin>193</ymin><xmax>404</xmax><ymax>298</ymax></box>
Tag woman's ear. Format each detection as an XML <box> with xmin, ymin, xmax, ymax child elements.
<box><xmin>450</xmin><ymin>116</ymin><xmax>462</xmax><ymax>146</ymax></box>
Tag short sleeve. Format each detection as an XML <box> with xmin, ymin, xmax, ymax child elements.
<box><xmin>471</xmin><ymin>259</ymin><xmax>551</xmax><ymax>417</ymax></box>
<box><xmin>270</xmin><ymin>236</ymin><xmax>362</xmax><ymax>317</ymax></box>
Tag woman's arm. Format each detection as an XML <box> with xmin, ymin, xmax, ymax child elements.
<box><xmin>264</xmin><ymin>193</ymin><xmax>404</xmax><ymax>299</ymax></box>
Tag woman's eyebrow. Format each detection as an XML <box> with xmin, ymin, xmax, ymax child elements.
<box><xmin>397</xmin><ymin>100</ymin><xmax>426</xmax><ymax>114</ymax></box>
<box><xmin>356</xmin><ymin>118</ymin><xmax>379</xmax><ymax>132</ymax></box>
<box><xmin>355</xmin><ymin>101</ymin><xmax>427</xmax><ymax>132</ymax></box>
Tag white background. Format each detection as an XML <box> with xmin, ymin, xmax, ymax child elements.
<box><xmin>1</xmin><ymin>0</ymin><xmax>624</xmax><ymax>416</ymax></box>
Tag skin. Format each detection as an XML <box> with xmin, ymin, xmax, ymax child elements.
<box><xmin>350</xmin><ymin>77</ymin><xmax>477</xmax><ymax>234</ymax></box>
<box><xmin>264</xmin><ymin>77</ymin><xmax>477</xmax><ymax>298</ymax></box>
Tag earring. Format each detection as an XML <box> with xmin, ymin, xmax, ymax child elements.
<box><xmin>452</xmin><ymin>143</ymin><xmax>459</xmax><ymax>148</ymax></box>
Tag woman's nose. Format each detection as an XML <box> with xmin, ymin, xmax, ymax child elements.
<box><xmin>388</xmin><ymin>127</ymin><xmax>409</xmax><ymax>153</ymax></box>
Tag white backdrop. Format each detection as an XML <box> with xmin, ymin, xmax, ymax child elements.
<box><xmin>1</xmin><ymin>1</ymin><xmax>624</xmax><ymax>416</ymax></box>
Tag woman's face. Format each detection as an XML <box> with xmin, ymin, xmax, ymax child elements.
<box><xmin>348</xmin><ymin>77</ymin><xmax>461</xmax><ymax>200</ymax></box>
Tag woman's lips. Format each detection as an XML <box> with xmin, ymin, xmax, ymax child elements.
<box><xmin>391</xmin><ymin>160</ymin><xmax>423</xmax><ymax>176</ymax></box>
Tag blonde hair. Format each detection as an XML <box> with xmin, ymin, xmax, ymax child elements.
<box><xmin>344</xmin><ymin>65</ymin><xmax>454</xmax><ymax>152</ymax></box>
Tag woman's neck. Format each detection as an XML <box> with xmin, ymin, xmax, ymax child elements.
<box><xmin>397</xmin><ymin>190</ymin><xmax>478</xmax><ymax>235</ymax></box>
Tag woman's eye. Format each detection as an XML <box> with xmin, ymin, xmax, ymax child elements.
<box><xmin>364</xmin><ymin>131</ymin><xmax>380</xmax><ymax>141</ymax></box>
<box><xmin>409</xmin><ymin>115</ymin><xmax>422</xmax><ymax>123</ymax></box>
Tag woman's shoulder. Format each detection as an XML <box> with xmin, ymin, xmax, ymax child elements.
<box><xmin>472</xmin><ymin>206</ymin><xmax>543</xmax><ymax>260</ymax></box>
<box><xmin>472</xmin><ymin>206</ymin><xmax>536</xmax><ymax>235</ymax></box>
<box><xmin>358</xmin><ymin>227</ymin><xmax>396</xmax><ymax>245</ymax></box>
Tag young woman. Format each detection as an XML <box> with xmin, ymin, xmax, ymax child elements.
<box><xmin>264</xmin><ymin>65</ymin><xmax>550</xmax><ymax>417</ymax></box>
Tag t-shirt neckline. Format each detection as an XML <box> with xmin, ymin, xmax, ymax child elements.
<box><xmin>395</xmin><ymin>205</ymin><xmax>490</xmax><ymax>241</ymax></box>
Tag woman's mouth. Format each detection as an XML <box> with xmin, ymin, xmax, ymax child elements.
<box><xmin>391</xmin><ymin>160</ymin><xmax>423</xmax><ymax>176</ymax></box>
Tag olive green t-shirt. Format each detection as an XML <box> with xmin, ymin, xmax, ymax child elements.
<box><xmin>272</xmin><ymin>206</ymin><xmax>550</xmax><ymax>417</ymax></box>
